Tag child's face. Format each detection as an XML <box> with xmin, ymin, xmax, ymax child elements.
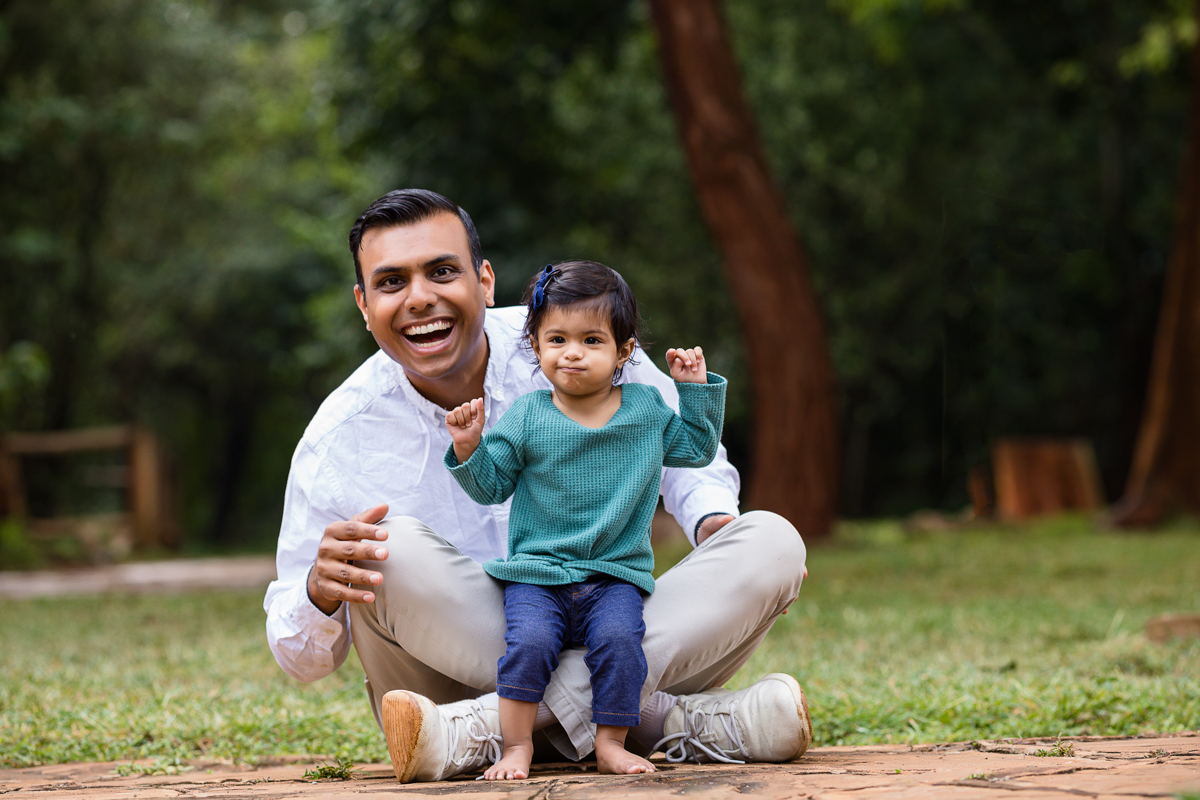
<box><xmin>530</xmin><ymin>304</ymin><xmax>635</xmax><ymax>399</ymax></box>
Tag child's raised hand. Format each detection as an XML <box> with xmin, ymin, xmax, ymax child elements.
<box><xmin>666</xmin><ymin>347</ymin><xmax>708</xmax><ymax>384</ymax></box>
<box><xmin>445</xmin><ymin>398</ymin><xmax>485</xmax><ymax>463</ymax></box>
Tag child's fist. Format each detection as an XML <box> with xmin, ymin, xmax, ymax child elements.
<box><xmin>666</xmin><ymin>347</ymin><xmax>707</xmax><ymax>384</ymax></box>
<box><xmin>445</xmin><ymin>398</ymin><xmax>485</xmax><ymax>461</ymax></box>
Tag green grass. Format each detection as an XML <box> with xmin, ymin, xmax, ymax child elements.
<box><xmin>1</xmin><ymin>514</ymin><xmax>1197</xmax><ymax>767</ymax></box>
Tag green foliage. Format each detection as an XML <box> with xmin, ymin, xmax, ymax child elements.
<box><xmin>1</xmin><ymin>517</ymin><xmax>1197</xmax><ymax>766</ymax></box>
<box><xmin>0</xmin><ymin>0</ymin><xmax>371</xmax><ymax>546</ymax></box>
<box><xmin>115</xmin><ymin>756</ymin><xmax>191</xmax><ymax>776</ymax></box>
<box><xmin>327</xmin><ymin>0</ymin><xmax>1194</xmax><ymax>515</ymax></box>
<box><xmin>1035</xmin><ymin>737</ymin><xmax>1076</xmax><ymax>757</ymax></box>
<box><xmin>2</xmin><ymin>0</ymin><xmax>1197</xmax><ymax>543</ymax></box>
<box><xmin>303</xmin><ymin>758</ymin><xmax>358</xmax><ymax>780</ymax></box>
<box><xmin>0</xmin><ymin>518</ymin><xmax>41</xmax><ymax>570</ymax></box>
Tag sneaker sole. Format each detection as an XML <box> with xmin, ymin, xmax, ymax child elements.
<box><xmin>381</xmin><ymin>690</ymin><xmax>428</xmax><ymax>783</ymax></box>
<box><xmin>762</xmin><ymin>673</ymin><xmax>813</xmax><ymax>759</ymax></box>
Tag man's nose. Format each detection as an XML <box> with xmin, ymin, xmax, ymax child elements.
<box><xmin>406</xmin><ymin>276</ymin><xmax>437</xmax><ymax>311</ymax></box>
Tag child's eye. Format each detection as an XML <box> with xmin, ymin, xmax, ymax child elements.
<box><xmin>550</xmin><ymin>336</ymin><xmax>565</xmax><ymax>344</ymax></box>
<box><xmin>585</xmin><ymin>337</ymin><xmax>601</xmax><ymax>345</ymax></box>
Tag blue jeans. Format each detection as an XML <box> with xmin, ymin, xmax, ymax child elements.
<box><xmin>496</xmin><ymin>577</ymin><xmax>647</xmax><ymax>727</ymax></box>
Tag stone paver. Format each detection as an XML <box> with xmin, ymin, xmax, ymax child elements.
<box><xmin>1</xmin><ymin>733</ymin><xmax>1196</xmax><ymax>799</ymax></box>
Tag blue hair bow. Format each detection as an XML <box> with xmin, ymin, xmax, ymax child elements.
<box><xmin>531</xmin><ymin>264</ymin><xmax>560</xmax><ymax>309</ymax></box>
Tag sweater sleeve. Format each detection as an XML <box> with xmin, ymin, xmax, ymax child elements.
<box><xmin>661</xmin><ymin>372</ymin><xmax>727</xmax><ymax>469</ymax></box>
<box><xmin>444</xmin><ymin>397</ymin><xmax>527</xmax><ymax>505</ymax></box>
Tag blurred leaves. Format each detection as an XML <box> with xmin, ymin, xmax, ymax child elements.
<box><xmin>0</xmin><ymin>0</ymin><xmax>372</xmax><ymax>545</ymax></box>
<box><xmin>1</xmin><ymin>0</ymin><xmax>1194</xmax><ymax>541</ymax></box>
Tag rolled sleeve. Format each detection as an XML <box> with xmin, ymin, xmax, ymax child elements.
<box><xmin>264</xmin><ymin>441</ymin><xmax>354</xmax><ymax>682</ymax></box>
<box><xmin>265</xmin><ymin>578</ymin><xmax>351</xmax><ymax>682</ymax></box>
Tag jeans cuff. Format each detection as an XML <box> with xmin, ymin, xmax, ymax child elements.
<box><xmin>497</xmin><ymin>683</ymin><xmax>545</xmax><ymax>703</ymax></box>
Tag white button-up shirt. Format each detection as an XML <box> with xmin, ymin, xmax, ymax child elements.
<box><xmin>263</xmin><ymin>306</ymin><xmax>741</xmax><ymax>683</ymax></box>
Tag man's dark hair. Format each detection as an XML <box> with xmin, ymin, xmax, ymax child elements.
<box><xmin>521</xmin><ymin>260</ymin><xmax>646</xmax><ymax>381</ymax></box>
<box><xmin>348</xmin><ymin>189</ymin><xmax>483</xmax><ymax>289</ymax></box>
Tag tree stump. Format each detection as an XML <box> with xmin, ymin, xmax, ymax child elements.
<box><xmin>991</xmin><ymin>438</ymin><xmax>1106</xmax><ymax>520</ymax></box>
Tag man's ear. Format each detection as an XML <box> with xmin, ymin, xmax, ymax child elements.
<box><xmin>353</xmin><ymin>283</ymin><xmax>370</xmax><ymax>330</ymax></box>
<box><xmin>479</xmin><ymin>260</ymin><xmax>496</xmax><ymax>307</ymax></box>
<box><xmin>617</xmin><ymin>338</ymin><xmax>636</xmax><ymax>367</ymax></box>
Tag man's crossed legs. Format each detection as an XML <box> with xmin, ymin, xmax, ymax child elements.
<box><xmin>349</xmin><ymin>510</ymin><xmax>812</xmax><ymax>782</ymax></box>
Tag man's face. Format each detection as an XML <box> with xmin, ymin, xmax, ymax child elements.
<box><xmin>354</xmin><ymin>213</ymin><xmax>495</xmax><ymax>406</ymax></box>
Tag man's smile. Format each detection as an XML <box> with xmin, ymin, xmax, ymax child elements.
<box><xmin>402</xmin><ymin>318</ymin><xmax>454</xmax><ymax>348</ymax></box>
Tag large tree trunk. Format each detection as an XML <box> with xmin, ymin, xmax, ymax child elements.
<box><xmin>1112</xmin><ymin>5</ymin><xmax>1200</xmax><ymax>526</ymax></box>
<box><xmin>648</xmin><ymin>0</ymin><xmax>839</xmax><ymax>538</ymax></box>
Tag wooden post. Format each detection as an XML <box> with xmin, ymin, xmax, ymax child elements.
<box><xmin>129</xmin><ymin>427</ymin><xmax>163</xmax><ymax>549</ymax></box>
<box><xmin>0</xmin><ymin>441</ymin><xmax>27</xmax><ymax>518</ymax></box>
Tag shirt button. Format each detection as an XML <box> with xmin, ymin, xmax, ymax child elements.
<box><xmin>324</xmin><ymin>628</ymin><xmax>336</xmax><ymax>635</ymax></box>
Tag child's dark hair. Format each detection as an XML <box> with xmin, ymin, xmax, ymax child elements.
<box><xmin>521</xmin><ymin>260</ymin><xmax>646</xmax><ymax>381</ymax></box>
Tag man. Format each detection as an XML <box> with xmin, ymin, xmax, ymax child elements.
<box><xmin>265</xmin><ymin>188</ymin><xmax>812</xmax><ymax>782</ymax></box>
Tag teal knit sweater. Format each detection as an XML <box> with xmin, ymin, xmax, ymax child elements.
<box><xmin>445</xmin><ymin>375</ymin><xmax>726</xmax><ymax>594</ymax></box>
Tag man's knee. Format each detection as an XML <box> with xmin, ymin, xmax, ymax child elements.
<box><xmin>725</xmin><ymin>510</ymin><xmax>807</xmax><ymax>600</ymax></box>
<box><xmin>739</xmin><ymin>510</ymin><xmax>807</xmax><ymax>562</ymax></box>
<box><xmin>367</xmin><ymin>516</ymin><xmax>467</xmax><ymax>601</ymax></box>
<box><xmin>373</xmin><ymin>516</ymin><xmax>441</xmax><ymax>573</ymax></box>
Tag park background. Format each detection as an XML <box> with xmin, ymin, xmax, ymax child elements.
<box><xmin>2</xmin><ymin>0</ymin><xmax>1199</xmax><ymax>772</ymax></box>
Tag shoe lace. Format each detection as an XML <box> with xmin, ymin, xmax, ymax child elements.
<box><xmin>652</xmin><ymin>700</ymin><xmax>747</xmax><ymax>765</ymax></box>
<box><xmin>446</xmin><ymin>705</ymin><xmax>503</xmax><ymax>774</ymax></box>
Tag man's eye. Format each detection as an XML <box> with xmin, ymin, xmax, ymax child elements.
<box><xmin>433</xmin><ymin>266</ymin><xmax>454</xmax><ymax>278</ymax></box>
<box><xmin>380</xmin><ymin>276</ymin><xmax>404</xmax><ymax>288</ymax></box>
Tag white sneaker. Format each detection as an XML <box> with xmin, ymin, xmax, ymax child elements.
<box><xmin>381</xmin><ymin>691</ymin><xmax>502</xmax><ymax>782</ymax></box>
<box><xmin>654</xmin><ymin>673</ymin><xmax>812</xmax><ymax>764</ymax></box>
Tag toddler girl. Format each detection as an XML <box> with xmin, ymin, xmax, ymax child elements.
<box><xmin>444</xmin><ymin>260</ymin><xmax>726</xmax><ymax>779</ymax></box>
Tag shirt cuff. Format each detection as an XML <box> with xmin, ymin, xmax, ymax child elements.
<box><xmin>679</xmin><ymin>486</ymin><xmax>741</xmax><ymax>547</ymax></box>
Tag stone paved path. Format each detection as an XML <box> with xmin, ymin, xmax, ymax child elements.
<box><xmin>2</xmin><ymin>733</ymin><xmax>1196</xmax><ymax>799</ymax></box>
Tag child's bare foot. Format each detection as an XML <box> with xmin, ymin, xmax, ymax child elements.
<box><xmin>595</xmin><ymin>738</ymin><xmax>656</xmax><ymax>775</ymax></box>
<box><xmin>482</xmin><ymin>745</ymin><xmax>532</xmax><ymax>780</ymax></box>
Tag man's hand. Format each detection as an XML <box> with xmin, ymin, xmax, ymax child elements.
<box><xmin>666</xmin><ymin>346</ymin><xmax>708</xmax><ymax>384</ymax></box>
<box><xmin>695</xmin><ymin>513</ymin><xmax>735</xmax><ymax>545</ymax></box>
<box><xmin>445</xmin><ymin>398</ymin><xmax>485</xmax><ymax>463</ymax></box>
<box><xmin>307</xmin><ymin>503</ymin><xmax>390</xmax><ymax>616</ymax></box>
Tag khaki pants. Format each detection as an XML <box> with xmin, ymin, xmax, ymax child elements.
<box><xmin>349</xmin><ymin>510</ymin><xmax>806</xmax><ymax>760</ymax></box>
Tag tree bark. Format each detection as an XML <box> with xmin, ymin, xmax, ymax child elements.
<box><xmin>1112</xmin><ymin>3</ymin><xmax>1200</xmax><ymax>526</ymax></box>
<box><xmin>648</xmin><ymin>0</ymin><xmax>839</xmax><ymax>537</ymax></box>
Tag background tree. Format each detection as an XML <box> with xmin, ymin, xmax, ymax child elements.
<box><xmin>647</xmin><ymin>0</ymin><xmax>839</xmax><ymax>537</ymax></box>
<box><xmin>1114</xmin><ymin>0</ymin><xmax>1200</xmax><ymax>526</ymax></box>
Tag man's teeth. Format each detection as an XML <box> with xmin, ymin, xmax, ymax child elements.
<box><xmin>405</xmin><ymin>321</ymin><xmax>452</xmax><ymax>336</ymax></box>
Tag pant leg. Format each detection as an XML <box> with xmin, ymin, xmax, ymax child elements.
<box><xmin>578</xmin><ymin>579</ymin><xmax>647</xmax><ymax>728</ymax></box>
<box><xmin>348</xmin><ymin>516</ymin><xmax>507</xmax><ymax>729</ymax></box>
<box><xmin>541</xmin><ymin>510</ymin><xmax>806</xmax><ymax>759</ymax></box>
<box><xmin>496</xmin><ymin>583</ymin><xmax>568</xmax><ymax>703</ymax></box>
